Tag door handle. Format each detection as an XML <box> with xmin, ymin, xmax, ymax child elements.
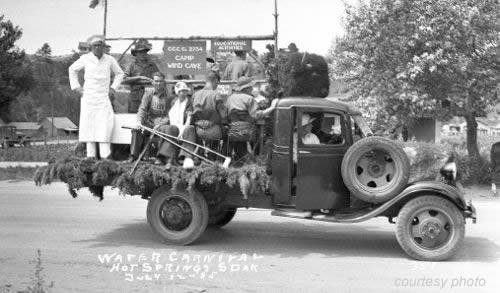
<box><xmin>299</xmin><ymin>150</ymin><xmax>311</xmax><ymax>154</ymax></box>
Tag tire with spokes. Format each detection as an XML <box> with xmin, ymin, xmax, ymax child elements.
<box><xmin>147</xmin><ymin>186</ymin><xmax>208</xmax><ymax>245</ymax></box>
<box><xmin>396</xmin><ymin>195</ymin><xmax>465</xmax><ymax>261</ymax></box>
<box><xmin>341</xmin><ymin>136</ymin><xmax>410</xmax><ymax>203</ymax></box>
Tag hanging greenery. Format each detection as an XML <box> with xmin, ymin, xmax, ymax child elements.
<box><xmin>34</xmin><ymin>156</ymin><xmax>271</xmax><ymax>201</ymax></box>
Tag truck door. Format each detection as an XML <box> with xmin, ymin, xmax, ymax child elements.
<box><xmin>294</xmin><ymin>108</ymin><xmax>350</xmax><ymax>210</ymax></box>
<box><xmin>271</xmin><ymin>107</ymin><xmax>294</xmax><ymax>206</ymax></box>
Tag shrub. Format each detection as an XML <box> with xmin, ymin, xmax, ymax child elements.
<box><xmin>0</xmin><ymin>167</ymin><xmax>37</xmax><ymax>181</ymax></box>
<box><xmin>401</xmin><ymin>135</ymin><xmax>495</xmax><ymax>185</ymax></box>
<box><xmin>399</xmin><ymin>140</ymin><xmax>448</xmax><ymax>182</ymax></box>
<box><xmin>0</xmin><ymin>143</ymin><xmax>75</xmax><ymax>161</ymax></box>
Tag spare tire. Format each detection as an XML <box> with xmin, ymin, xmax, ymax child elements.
<box><xmin>341</xmin><ymin>136</ymin><xmax>410</xmax><ymax>203</ymax></box>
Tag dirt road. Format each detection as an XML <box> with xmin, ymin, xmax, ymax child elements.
<box><xmin>0</xmin><ymin>181</ymin><xmax>498</xmax><ymax>293</ymax></box>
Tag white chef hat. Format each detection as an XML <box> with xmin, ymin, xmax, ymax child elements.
<box><xmin>86</xmin><ymin>35</ymin><xmax>105</xmax><ymax>46</ymax></box>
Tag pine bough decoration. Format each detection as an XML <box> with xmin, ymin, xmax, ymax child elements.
<box><xmin>34</xmin><ymin>156</ymin><xmax>270</xmax><ymax>200</ymax></box>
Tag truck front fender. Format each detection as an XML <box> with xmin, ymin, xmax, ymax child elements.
<box><xmin>378</xmin><ymin>180</ymin><xmax>468</xmax><ymax>218</ymax></box>
<box><xmin>310</xmin><ymin>181</ymin><xmax>476</xmax><ymax>223</ymax></box>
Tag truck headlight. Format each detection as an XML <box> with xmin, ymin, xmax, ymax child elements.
<box><xmin>440</xmin><ymin>161</ymin><xmax>457</xmax><ymax>181</ymax></box>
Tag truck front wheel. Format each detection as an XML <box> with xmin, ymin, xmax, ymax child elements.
<box><xmin>147</xmin><ymin>187</ymin><xmax>208</xmax><ymax>245</ymax></box>
<box><xmin>396</xmin><ymin>196</ymin><xmax>465</xmax><ymax>261</ymax></box>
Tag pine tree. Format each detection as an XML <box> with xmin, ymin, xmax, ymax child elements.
<box><xmin>0</xmin><ymin>15</ymin><xmax>34</xmax><ymax>122</ymax></box>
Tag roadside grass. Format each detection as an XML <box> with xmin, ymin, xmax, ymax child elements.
<box><xmin>23</xmin><ymin>249</ymin><xmax>53</xmax><ymax>293</ymax></box>
<box><xmin>1</xmin><ymin>250</ymin><xmax>53</xmax><ymax>293</ymax></box>
<box><xmin>0</xmin><ymin>144</ymin><xmax>76</xmax><ymax>162</ymax></box>
<box><xmin>0</xmin><ymin>167</ymin><xmax>38</xmax><ymax>181</ymax></box>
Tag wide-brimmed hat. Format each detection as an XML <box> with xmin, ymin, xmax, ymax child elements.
<box><xmin>86</xmin><ymin>35</ymin><xmax>105</xmax><ymax>46</ymax></box>
<box><xmin>234</xmin><ymin>76</ymin><xmax>256</xmax><ymax>91</ymax></box>
<box><xmin>301</xmin><ymin>114</ymin><xmax>316</xmax><ymax>126</ymax></box>
<box><xmin>131</xmin><ymin>39</ymin><xmax>152</xmax><ymax>56</ymax></box>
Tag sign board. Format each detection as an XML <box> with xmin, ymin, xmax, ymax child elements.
<box><xmin>216</xmin><ymin>84</ymin><xmax>232</xmax><ymax>97</ymax></box>
<box><xmin>163</xmin><ymin>41</ymin><xmax>206</xmax><ymax>75</ymax></box>
<box><xmin>211</xmin><ymin>39</ymin><xmax>252</xmax><ymax>52</ymax></box>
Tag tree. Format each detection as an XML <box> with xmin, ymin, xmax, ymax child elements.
<box><xmin>36</xmin><ymin>43</ymin><xmax>52</xmax><ymax>57</ymax></box>
<box><xmin>329</xmin><ymin>0</ymin><xmax>498</xmax><ymax>158</ymax></box>
<box><xmin>27</xmin><ymin>52</ymin><xmax>81</xmax><ymax>124</ymax></box>
<box><xmin>0</xmin><ymin>15</ymin><xmax>34</xmax><ymax>122</ymax></box>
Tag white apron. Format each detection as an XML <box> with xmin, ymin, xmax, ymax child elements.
<box><xmin>79</xmin><ymin>94</ymin><xmax>114</xmax><ymax>142</ymax></box>
<box><xmin>69</xmin><ymin>53</ymin><xmax>124</xmax><ymax>143</ymax></box>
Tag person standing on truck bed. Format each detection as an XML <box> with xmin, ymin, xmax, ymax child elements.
<box><xmin>68</xmin><ymin>35</ymin><xmax>124</xmax><ymax>159</ymax></box>
<box><xmin>223</xmin><ymin>50</ymin><xmax>251</xmax><ymax>81</ymax></box>
<box><xmin>129</xmin><ymin>71</ymin><xmax>172</xmax><ymax>163</ymax></box>
<box><xmin>225</xmin><ymin>76</ymin><xmax>278</xmax><ymax>162</ymax></box>
<box><xmin>122</xmin><ymin>39</ymin><xmax>159</xmax><ymax>113</ymax></box>
<box><xmin>191</xmin><ymin>71</ymin><xmax>227</xmax><ymax>157</ymax></box>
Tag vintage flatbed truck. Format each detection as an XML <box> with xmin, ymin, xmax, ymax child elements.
<box><xmin>145</xmin><ymin>97</ymin><xmax>476</xmax><ymax>261</ymax></box>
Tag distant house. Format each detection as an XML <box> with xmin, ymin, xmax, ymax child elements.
<box><xmin>476</xmin><ymin>118</ymin><xmax>500</xmax><ymax>135</ymax></box>
<box><xmin>41</xmin><ymin>117</ymin><xmax>78</xmax><ymax>137</ymax></box>
<box><xmin>441</xmin><ymin>117</ymin><xmax>466</xmax><ymax>135</ymax></box>
<box><xmin>441</xmin><ymin>116</ymin><xmax>500</xmax><ymax>136</ymax></box>
<box><xmin>8</xmin><ymin>122</ymin><xmax>44</xmax><ymax>137</ymax></box>
<box><xmin>0</xmin><ymin>118</ymin><xmax>5</xmax><ymax>126</ymax></box>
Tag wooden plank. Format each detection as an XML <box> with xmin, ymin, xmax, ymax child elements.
<box><xmin>106</xmin><ymin>35</ymin><xmax>275</xmax><ymax>41</ymax></box>
<box><xmin>163</xmin><ymin>79</ymin><xmax>267</xmax><ymax>85</ymax></box>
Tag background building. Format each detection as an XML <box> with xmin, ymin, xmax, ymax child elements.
<box><xmin>41</xmin><ymin>117</ymin><xmax>78</xmax><ymax>137</ymax></box>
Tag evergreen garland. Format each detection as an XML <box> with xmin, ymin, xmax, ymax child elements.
<box><xmin>34</xmin><ymin>156</ymin><xmax>270</xmax><ymax>201</ymax></box>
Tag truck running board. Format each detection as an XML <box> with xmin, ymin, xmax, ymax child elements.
<box><xmin>271</xmin><ymin>210</ymin><xmax>313</xmax><ymax>219</ymax></box>
<box><xmin>271</xmin><ymin>208</ymin><xmax>376</xmax><ymax>223</ymax></box>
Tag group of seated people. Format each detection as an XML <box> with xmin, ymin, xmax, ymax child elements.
<box><xmin>129</xmin><ymin>71</ymin><xmax>277</xmax><ymax>170</ymax></box>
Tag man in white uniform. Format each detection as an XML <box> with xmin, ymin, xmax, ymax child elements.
<box><xmin>68</xmin><ymin>35</ymin><xmax>124</xmax><ymax>159</ymax></box>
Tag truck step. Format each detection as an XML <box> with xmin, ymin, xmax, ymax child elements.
<box><xmin>271</xmin><ymin>209</ymin><xmax>312</xmax><ymax>219</ymax></box>
<box><xmin>271</xmin><ymin>208</ymin><xmax>375</xmax><ymax>223</ymax></box>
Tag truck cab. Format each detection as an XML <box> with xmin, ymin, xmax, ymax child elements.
<box><xmin>271</xmin><ymin>97</ymin><xmax>363</xmax><ymax>210</ymax></box>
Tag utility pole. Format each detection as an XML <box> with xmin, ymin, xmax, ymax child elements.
<box><xmin>273</xmin><ymin>0</ymin><xmax>279</xmax><ymax>58</ymax></box>
<box><xmin>51</xmin><ymin>90</ymin><xmax>54</xmax><ymax>139</ymax></box>
<box><xmin>103</xmin><ymin>0</ymin><xmax>108</xmax><ymax>37</ymax></box>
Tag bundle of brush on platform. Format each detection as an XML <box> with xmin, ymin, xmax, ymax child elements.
<box><xmin>34</xmin><ymin>156</ymin><xmax>270</xmax><ymax>200</ymax></box>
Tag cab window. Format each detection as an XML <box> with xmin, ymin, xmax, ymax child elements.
<box><xmin>300</xmin><ymin>111</ymin><xmax>345</xmax><ymax>146</ymax></box>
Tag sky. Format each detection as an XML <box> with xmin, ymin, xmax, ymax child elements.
<box><xmin>1</xmin><ymin>0</ymin><xmax>348</xmax><ymax>56</ymax></box>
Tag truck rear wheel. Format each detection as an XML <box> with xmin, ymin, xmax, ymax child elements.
<box><xmin>209</xmin><ymin>208</ymin><xmax>237</xmax><ymax>228</ymax></box>
<box><xmin>341</xmin><ymin>136</ymin><xmax>410</xmax><ymax>203</ymax></box>
<box><xmin>396</xmin><ymin>196</ymin><xmax>465</xmax><ymax>261</ymax></box>
<box><xmin>147</xmin><ymin>187</ymin><xmax>208</xmax><ymax>245</ymax></box>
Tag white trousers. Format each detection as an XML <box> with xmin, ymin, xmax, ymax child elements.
<box><xmin>86</xmin><ymin>142</ymin><xmax>111</xmax><ymax>158</ymax></box>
